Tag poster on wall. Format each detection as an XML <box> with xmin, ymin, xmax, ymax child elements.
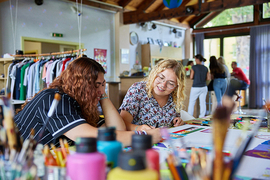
<box><xmin>94</xmin><ymin>48</ymin><xmax>107</xmax><ymax>72</ymax></box>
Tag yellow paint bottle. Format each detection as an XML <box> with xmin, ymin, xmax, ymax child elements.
<box><xmin>107</xmin><ymin>151</ymin><xmax>158</xmax><ymax>180</ymax></box>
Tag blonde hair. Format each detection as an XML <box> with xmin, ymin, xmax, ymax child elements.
<box><xmin>218</xmin><ymin>56</ymin><xmax>225</xmax><ymax>65</ymax></box>
<box><xmin>145</xmin><ymin>59</ymin><xmax>186</xmax><ymax>113</ymax></box>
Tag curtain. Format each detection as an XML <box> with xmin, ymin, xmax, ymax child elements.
<box><xmin>195</xmin><ymin>33</ymin><xmax>204</xmax><ymax>56</ymax></box>
<box><xmin>249</xmin><ymin>25</ymin><xmax>270</xmax><ymax>108</ymax></box>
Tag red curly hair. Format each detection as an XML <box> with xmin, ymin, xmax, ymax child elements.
<box><xmin>18</xmin><ymin>57</ymin><xmax>105</xmax><ymax>127</ymax></box>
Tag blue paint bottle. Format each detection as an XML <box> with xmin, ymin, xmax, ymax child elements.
<box><xmin>97</xmin><ymin>127</ymin><xmax>122</xmax><ymax>171</ymax></box>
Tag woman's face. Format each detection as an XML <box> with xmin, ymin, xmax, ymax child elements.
<box><xmin>95</xmin><ymin>72</ymin><xmax>106</xmax><ymax>104</ymax></box>
<box><xmin>152</xmin><ymin>68</ymin><xmax>178</xmax><ymax>97</ymax></box>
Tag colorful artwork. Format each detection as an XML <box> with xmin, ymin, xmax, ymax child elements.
<box><xmin>244</xmin><ymin>140</ymin><xmax>270</xmax><ymax>160</ymax></box>
<box><xmin>172</xmin><ymin>127</ymin><xmax>204</xmax><ymax>135</ymax></box>
<box><xmin>200</xmin><ymin>128</ymin><xmax>212</xmax><ymax>133</ymax></box>
<box><xmin>94</xmin><ymin>48</ymin><xmax>107</xmax><ymax>72</ymax></box>
<box><xmin>255</xmin><ymin>135</ymin><xmax>270</xmax><ymax>140</ymax></box>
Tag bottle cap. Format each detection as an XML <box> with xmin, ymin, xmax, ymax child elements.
<box><xmin>132</xmin><ymin>134</ymin><xmax>152</xmax><ymax>150</ymax></box>
<box><xmin>97</xmin><ymin>127</ymin><xmax>116</xmax><ymax>141</ymax></box>
<box><xmin>75</xmin><ymin>137</ymin><xmax>97</xmax><ymax>153</ymax></box>
<box><xmin>118</xmin><ymin>151</ymin><xmax>146</xmax><ymax>171</ymax></box>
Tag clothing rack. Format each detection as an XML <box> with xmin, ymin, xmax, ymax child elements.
<box><xmin>11</xmin><ymin>49</ymin><xmax>87</xmax><ymax>57</ymax></box>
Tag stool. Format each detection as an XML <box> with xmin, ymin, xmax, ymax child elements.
<box><xmin>234</xmin><ymin>90</ymin><xmax>245</xmax><ymax>115</ymax></box>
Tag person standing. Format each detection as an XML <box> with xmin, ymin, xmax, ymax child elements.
<box><xmin>227</xmin><ymin>61</ymin><xmax>250</xmax><ymax>97</ymax></box>
<box><xmin>209</xmin><ymin>56</ymin><xmax>227</xmax><ymax>106</ymax></box>
<box><xmin>188</xmin><ymin>54</ymin><xmax>211</xmax><ymax>118</ymax></box>
<box><xmin>217</xmin><ymin>56</ymin><xmax>230</xmax><ymax>85</ymax></box>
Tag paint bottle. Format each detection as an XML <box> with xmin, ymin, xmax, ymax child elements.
<box><xmin>66</xmin><ymin>137</ymin><xmax>106</xmax><ymax>180</ymax></box>
<box><xmin>132</xmin><ymin>134</ymin><xmax>160</xmax><ymax>178</ymax></box>
<box><xmin>97</xmin><ymin>127</ymin><xmax>122</xmax><ymax>171</ymax></box>
<box><xmin>107</xmin><ymin>151</ymin><xmax>158</xmax><ymax>180</ymax></box>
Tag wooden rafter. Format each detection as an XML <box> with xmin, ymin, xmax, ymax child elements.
<box><xmin>188</xmin><ymin>13</ymin><xmax>209</xmax><ymax>27</ymax></box>
<box><xmin>123</xmin><ymin>0</ymin><xmax>270</xmax><ymax>24</ymax></box>
<box><xmin>154</xmin><ymin>4</ymin><xmax>166</xmax><ymax>12</ymax></box>
<box><xmin>195</xmin><ymin>11</ymin><xmax>222</xmax><ymax>27</ymax></box>
<box><xmin>118</xmin><ymin>0</ymin><xmax>133</xmax><ymax>8</ymax></box>
<box><xmin>136</xmin><ymin>0</ymin><xmax>156</xmax><ymax>12</ymax></box>
<box><xmin>67</xmin><ymin>0</ymin><xmax>122</xmax><ymax>11</ymax></box>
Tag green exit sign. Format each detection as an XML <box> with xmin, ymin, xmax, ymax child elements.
<box><xmin>51</xmin><ymin>33</ymin><xmax>63</xmax><ymax>37</ymax></box>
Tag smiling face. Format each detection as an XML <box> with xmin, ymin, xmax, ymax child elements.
<box><xmin>152</xmin><ymin>68</ymin><xmax>178</xmax><ymax>97</ymax></box>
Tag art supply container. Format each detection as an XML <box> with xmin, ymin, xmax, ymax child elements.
<box><xmin>66</xmin><ymin>137</ymin><xmax>106</xmax><ymax>180</ymax></box>
<box><xmin>132</xmin><ymin>134</ymin><xmax>160</xmax><ymax>177</ymax></box>
<box><xmin>43</xmin><ymin>166</ymin><xmax>66</xmax><ymax>180</ymax></box>
<box><xmin>107</xmin><ymin>151</ymin><xmax>158</xmax><ymax>180</ymax></box>
<box><xmin>97</xmin><ymin>127</ymin><xmax>122</xmax><ymax>170</ymax></box>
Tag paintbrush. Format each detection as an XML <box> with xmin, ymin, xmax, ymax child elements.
<box><xmin>1</xmin><ymin>96</ymin><xmax>17</xmax><ymax>152</ymax></box>
<box><xmin>36</xmin><ymin>93</ymin><xmax>61</xmax><ymax>144</ymax></box>
<box><xmin>230</xmin><ymin>111</ymin><xmax>263</xmax><ymax>176</ymax></box>
<box><xmin>161</xmin><ymin>128</ymin><xmax>188</xmax><ymax>180</ymax></box>
<box><xmin>212</xmin><ymin>96</ymin><xmax>234</xmax><ymax>180</ymax></box>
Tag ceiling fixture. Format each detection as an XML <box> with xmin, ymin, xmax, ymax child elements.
<box><xmin>35</xmin><ymin>0</ymin><xmax>43</xmax><ymax>5</ymax></box>
<box><xmin>186</xmin><ymin>6</ymin><xmax>194</xmax><ymax>14</ymax></box>
<box><xmin>152</xmin><ymin>23</ymin><xmax>157</xmax><ymax>30</ymax></box>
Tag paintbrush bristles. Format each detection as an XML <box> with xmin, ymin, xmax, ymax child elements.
<box><xmin>54</xmin><ymin>93</ymin><xmax>61</xmax><ymax>101</ymax></box>
<box><xmin>212</xmin><ymin>105</ymin><xmax>232</xmax><ymax>180</ymax></box>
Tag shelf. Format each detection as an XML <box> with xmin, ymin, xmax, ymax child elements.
<box><xmin>0</xmin><ymin>78</ymin><xmax>7</xmax><ymax>80</ymax></box>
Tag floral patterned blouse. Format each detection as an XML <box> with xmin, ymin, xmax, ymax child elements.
<box><xmin>119</xmin><ymin>81</ymin><xmax>180</xmax><ymax>127</ymax></box>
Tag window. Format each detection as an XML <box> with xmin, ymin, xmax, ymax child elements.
<box><xmin>263</xmin><ymin>3</ymin><xmax>270</xmax><ymax>19</ymax></box>
<box><xmin>223</xmin><ymin>36</ymin><xmax>250</xmax><ymax>78</ymax></box>
<box><xmin>203</xmin><ymin>6</ymin><xmax>254</xmax><ymax>28</ymax></box>
<box><xmin>203</xmin><ymin>38</ymin><xmax>220</xmax><ymax>68</ymax></box>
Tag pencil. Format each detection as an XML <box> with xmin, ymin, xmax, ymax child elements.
<box><xmin>59</xmin><ymin>138</ymin><xmax>67</xmax><ymax>159</ymax></box>
<box><xmin>63</xmin><ymin>139</ymin><xmax>70</xmax><ymax>155</ymax></box>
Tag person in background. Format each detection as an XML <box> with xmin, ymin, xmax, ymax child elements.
<box><xmin>187</xmin><ymin>61</ymin><xmax>194</xmax><ymax>67</ymax></box>
<box><xmin>209</xmin><ymin>56</ymin><xmax>227</xmax><ymax>106</ymax></box>
<box><xmin>217</xmin><ymin>56</ymin><xmax>230</xmax><ymax>85</ymax></box>
<box><xmin>227</xmin><ymin>61</ymin><xmax>250</xmax><ymax>98</ymax></box>
<box><xmin>119</xmin><ymin>59</ymin><xmax>186</xmax><ymax>131</ymax></box>
<box><xmin>188</xmin><ymin>54</ymin><xmax>211</xmax><ymax>118</ymax></box>
<box><xmin>14</xmin><ymin>57</ymin><xmax>161</xmax><ymax>147</ymax></box>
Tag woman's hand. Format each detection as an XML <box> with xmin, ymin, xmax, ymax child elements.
<box><xmin>136</xmin><ymin>124</ymin><xmax>154</xmax><ymax>131</ymax></box>
<box><xmin>145</xmin><ymin>128</ymin><xmax>162</xmax><ymax>144</ymax></box>
<box><xmin>172</xmin><ymin>117</ymin><xmax>184</xmax><ymax>127</ymax></box>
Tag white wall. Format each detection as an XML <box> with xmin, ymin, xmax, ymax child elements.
<box><xmin>0</xmin><ymin>0</ymin><xmax>115</xmax><ymax>79</ymax></box>
<box><xmin>129</xmin><ymin>23</ymin><xmax>185</xmax><ymax>70</ymax></box>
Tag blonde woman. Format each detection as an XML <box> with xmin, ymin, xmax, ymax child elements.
<box><xmin>217</xmin><ymin>56</ymin><xmax>230</xmax><ymax>84</ymax></box>
<box><xmin>119</xmin><ymin>59</ymin><xmax>186</xmax><ymax>131</ymax></box>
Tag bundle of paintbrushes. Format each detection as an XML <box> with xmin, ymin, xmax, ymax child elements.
<box><xmin>163</xmin><ymin>96</ymin><xmax>264</xmax><ymax>180</ymax></box>
<box><xmin>0</xmin><ymin>95</ymin><xmax>37</xmax><ymax>180</ymax></box>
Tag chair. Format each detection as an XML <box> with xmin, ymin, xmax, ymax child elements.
<box><xmin>234</xmin><ymin>90</ymin><xmax>246</xmax><ymax>115</ymax></box>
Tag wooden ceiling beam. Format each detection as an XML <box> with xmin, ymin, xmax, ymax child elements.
<box><xmin>154</xmin><ymin>4</ymin><xmax>166</xmax><ymax>12</ymax></box>
<box><xmin>195</xmin><ymin>10</ymin><xmax>222</xmax><ymax>27</ymax></box>
<box><xmin>123</xmin><ymin>0</ymin><xmax>270</xmax><ymax>24</ymax></box>
<box><xmin>118</xmin><ymin>0</ymin><xmax>133</xmax><ymax>8</ymax></box>
<box><xmin>188</xmin><ymin>13</ymin><xmax>209</xmax><ymax>27</ymax></box>
<box><xmin>136</xmin><ymin>0</ymin><xmax>156</xmax><ymax>12</ymax></box>
<box><xmin>67</xmin><ymin>0</ymin><xmax>122</xmax><ymax>11</ymax></box>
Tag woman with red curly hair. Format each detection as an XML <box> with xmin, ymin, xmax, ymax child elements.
<box><xmin>14</xmin><ymin>57</ymin><xmax>161</xmax><ymax>147</ymax></box>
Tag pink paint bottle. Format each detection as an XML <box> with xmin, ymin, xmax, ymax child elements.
<box><xmin>132</xmin><ymin>135</ymin><xmax>160</xmax><ymax>179</ymax></box>
<box><xmin>66</xmin><ymin>137</ymin><xmax>106</xmax><ymax>180</ymax></box>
